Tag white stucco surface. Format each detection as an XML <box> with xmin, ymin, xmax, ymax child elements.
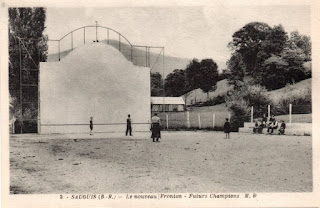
<box><xmin>40</xmin><ymin>43</ymin><xmax>150</xmax><ymax>134</ymax></box>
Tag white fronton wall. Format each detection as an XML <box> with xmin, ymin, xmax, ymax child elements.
<box><xmin>40</xmin><ymin>43</ymin><xmax>150</xmax><ymax>134</ymax></box>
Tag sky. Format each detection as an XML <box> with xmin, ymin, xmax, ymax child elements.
<box><xmin>45</xmin><ymin>5</ymin><xmax>311</xmax><ymax>68</ymax></box>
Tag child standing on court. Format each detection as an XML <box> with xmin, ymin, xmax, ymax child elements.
<box><xmin>90</xmin><ymin>117</ymin><xmax>93</xmax><ymax>135</ymax></box>
<box><xmin>224</xmin><ymin>118</ymin><xmax>231</xmax><ymax>139</ymax></box>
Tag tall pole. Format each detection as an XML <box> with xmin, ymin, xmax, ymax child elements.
<box><xmin>268</xmin><ymin>105</ymin><xmax>271</xmax><ymax>122</ymax></box>
<box><xmin>166</xmin><ymin>114</ymin><xmax>169</xmax><ymax>130</ymax></box>
<box><xmin>162</xmin><ymin>48</ymin><xmax>165</xmax><ymax>112</ymax></box>
<box><xmin>289</xmin><ymin>104</ymin><xmax>292</xmax><ymax>123</ymax></box>
<box><xmin>19</xmin><ymin>38</ymin><xmax>23</xmax><ymax>133</ymax></box>
<box><xmin>38</xmin><ymin>44</ymin><xmax>41</xmax><ymax>134</ymax></box>
<box><xmin>251</xmin><ymin>106</ymin><xmax>254</xmax><ymax>123</ymax></box>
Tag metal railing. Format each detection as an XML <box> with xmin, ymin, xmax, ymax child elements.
<box><xmin>48</xmin><ymin>25</ymin><xmax>164</xmax><ymax>69</ymax></box>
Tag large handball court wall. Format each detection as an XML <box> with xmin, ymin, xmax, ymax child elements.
<box><xmin>40</xmin><ymin>43</ymin><xmax>151</xmax><ymax>134</ymax></box>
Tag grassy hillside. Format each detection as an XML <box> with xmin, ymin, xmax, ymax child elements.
<box><xmin>182</xmin><ymin>79</ymin><xmax>232</xmax><ymax>105</ymax></box>
<box><xmin>267</xmin><ymin>78</ymin><xmax>311</xmax><ymax>103</ymax></box>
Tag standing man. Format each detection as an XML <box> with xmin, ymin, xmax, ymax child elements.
<box><xmin>223</xmin><ymin>118</ymin><xmax>231</xmax><ymax>139</ymax></box>
<box><xmin>126</xmin><ymin>114</ymin><xmax>132</xmax><ymax>136</ymax></box>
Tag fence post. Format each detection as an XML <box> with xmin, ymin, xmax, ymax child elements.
<box><xmin>186</xmin><ymin>111</ymin><xmax>190</xmax><ymax>128</ymax></box>
<box><xmin>166</xmin><ymin>114</ymin><xmax>169</xmax><ymax>130</ymax></box>
<box><xmin>198</xmin><ymin>113</ymin><xmax>201</xmax><ymax>129</ymax></box>
<box><xmin>212</xmin><ymin>114</ymin><xmax>215</xmax><ymax>129</ymax></box>
<box><xmin>228</xmin><ymin>113</ymin><xmax>231</xmax><ymax>121</ymax></box>
<box><xmin>268</xmin><ymin>105</ymin><xmax>271</xmax><ymax>121</ymax></box>
<box><xmin>289</xmin><ymin>104</ymin><xmax>292</xmax><ymax>123</ymax></box>
<box><xmin>251</xmin><ymin>106</ymin><xmax>254</xmax><ymax>123</ymax></box>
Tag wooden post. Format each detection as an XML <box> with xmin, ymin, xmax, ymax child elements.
<box><xmin>251</xmin><ymin>106</ymin><xmax>254</xmax><ymax>123</ymax></box>
<box><xmin>187</xmin><ymin>111</ymin><xmax>190</xmax><ymax>128</ymax></box>
<box><xmin>268</xmin><ymin>105</ymin><xmax>271</xmax><ymax>122</ymax></box>
<box><xmin>166</xmin><ymin>114</ymin><xmax>169</xmax><ymax>130</ymax></box>
<box><xmin>228</xmin><ymin>113</ymin><xmax>231</xmax><ymax>121</ymax></box>
<box><xmin>198</xmin><ymin>113</ymin><xmax>201</xmax><ymax>129</ymax></box>
<box><xmin>289</xmin><ymin>104</ymin><xmax>292</xmax><ymax>123</ymax></box>
<box><xmin>212</xmin><ymin>114</ymin><xmax>215</xmax><ymax>129</ymax></box>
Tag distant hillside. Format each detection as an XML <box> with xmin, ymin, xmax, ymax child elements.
<box><xmin>267</xmin><ymin>78</ymin><xmax>311</xmax><ymax>104</ymax></box>
<box><xmin>182</xmin><ymin>78</ymin><xmax>311</xmax><ymax>106</ymax></box>
<box><xmin>181</xmin><ymin>79</ymin><xmax>232</xmax><ymax>105</ymax></box>
<box><xmin>47</xmin><ymin>40</ymin><xmax>191</xmax><ymax>77</ymax></box>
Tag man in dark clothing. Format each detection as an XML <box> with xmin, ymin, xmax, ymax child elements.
<box><xmin>224</xmin><ymin>118</ymin><xmax>231</xmax><ymax>139</ymax></box>
<box><xmin>278</xmin><ymin>120</ymin><xmax>286</xmax><ymax>135</ymax></box>
<box><xmin>126</xmin><ymin>114</ymin><xmax>132</xmax><ymax>136</ymax></box>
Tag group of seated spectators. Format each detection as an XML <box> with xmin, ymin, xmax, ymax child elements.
<box><xmin>253</xmin><ymin>114</ymin><xmax>286</xmax><ymax>135</ymax></box>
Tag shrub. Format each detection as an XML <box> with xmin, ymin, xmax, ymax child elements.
<box><xmin>226</xmin><ymin>84</ymin><xmax>272</xmax><ymax>131</ymax></box>
<box><xmin>202</xmin><ymin>95</ymin><xmax>225</xmax><ymax>106</ymax></box>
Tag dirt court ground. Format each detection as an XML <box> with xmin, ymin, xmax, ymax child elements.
<box><xmin>9</xmin><ymin>131</ymin><xmax>312</xmax><ymax>194</ymax></box>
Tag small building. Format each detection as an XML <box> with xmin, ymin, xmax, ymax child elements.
<box><xmin>151</xmin><ymin>97</ymin><xmax>185</xmax><ymax>112</ymax></box>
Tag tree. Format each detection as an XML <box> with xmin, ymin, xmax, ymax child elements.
<box><xmin>150</xmin><ymin>72</ymin><xmax>163</xmax><ymax>96</ymax></box>
<box><xmin>184</xmin><ymin>58</ymin><xmax>219</xmax><ymax>99</ymax></box>
<box><xmin>226</xmin><ymin>52</ymin><xmax>246</xmax><ymax>89</ymax></box>
<box><xmin>164</xmin><ymin>69</ymin><xmax>187</xmax><ymax>97</ymax></box>
<box><xmin>287</xmin><ymin>31</ymin><xmax>311</xmax><ymax>61</ymax></box>
<box><xmin>227</xmin><ymin>22</ymin><xmax>310</xmax><ymax>90</ymax></box>
<box><xmin>261</xmin><ymin>55</ymin><xmax>289</xmax><ymax>90</ymax></box>
<box><xmin>9</xmin><ymin>8</ymin><xmax>48</xmax><ymax>132</ymax></box>
<box><xmin>262</xmin><ymin>25</ymin><xmax>288</xmax><ymax>56</ymax></box>
<box><xmin>228</xmin><ymin>22</ymin><xmax>272</xmax><ymax>76</ymax></box>
<box><xmin>281</xmin><ymin>45</ymin><xmax>306</xmax><ymax>84</ymax></box>
<box><xmin>185</xmin><ymin>58</ymin><xmax>201</xmax><ymax>91</ymax></box>
<box><xmin>198</xmin><ymin>59</ymin><xmax>219</xmax><ymax>100</ymax></box>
